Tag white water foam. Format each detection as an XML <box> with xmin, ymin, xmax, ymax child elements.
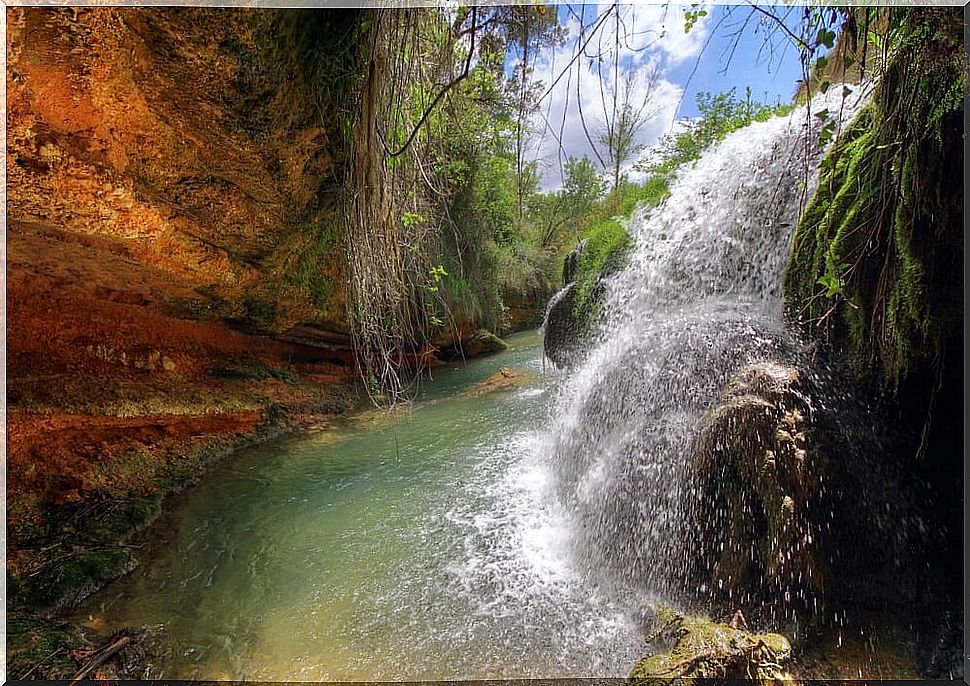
<box><xmin>539</xmin><ymin>86</ymin><xmax>871</xmax><ymax>611</ymax></box>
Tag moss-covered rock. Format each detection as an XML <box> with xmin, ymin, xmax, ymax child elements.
<box><xmin>542</xmin><ymin>283</ymin><xmax>585</xmax><ymax>368</ymax></box>
<box><xmin>686</xmin><ymin>363</ymin><xmax>833</xmax><ymax>620</ymax></box>
<box><xmin>437</xmin><ymin>328</ymin><xmax>508</xmax><ymax>361</ymax></box>
<box><xmin>783</xmin><ymin>8</ymin><xmax>963</xmax><ymax>389</ymax></box>
<box><xmin>6</xmin><ymin>611</ymin><xmax>92</xmax><ymax>679</ymax></box>
<box><xmin>781</xmin><ymin>5</ymin><xmax>964</xmax><ymax>624</ymax></box>
<box><xmin>12</xmin><ymin>548</ymin><xmax>138</xmax><ymax>616</ymax></box>
<box><xmin>629</xmin><ymin>605</ymin><xmax>792</xmax><ymax>685</ymax></box>
<box><xmin>465</xmin><ymin>329</ymin><xmax>509</xmax><ymax>357</ymax></box>
<box><xmin>542</xmin><ymin>226</ymin><xmax>632</xmax><ymax>368</ymax></box>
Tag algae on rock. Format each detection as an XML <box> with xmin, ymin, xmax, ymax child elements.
<box><xmin>687</xmin><ymin>363</ymin><xmax>833</xmax><ymax>621</ymax></box>
<box><xmin>783</xmin><ymin>8</ymin><xmax>963</xmax><ymax>389</ymax></box>
<box><xmin>629</xmin><ymin>605</ymin><xmax>792</xmax><ymax>685</ymax></box>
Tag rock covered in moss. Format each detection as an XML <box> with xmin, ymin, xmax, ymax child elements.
<box><xmin>562</xmin><ymin>239</ymin><xmax>588</xmax><ymax>285</ymax></box>
<box><xmin>542</xmin><ymin>230</ymin><xmax>630</xmax><ymax>369</ymax></box>
<box><xmin>467</xmin><ymin>329</ymin><xmax>509</xmax><ymax>356</ymax></box>
<box><xmin>781</xmin><ymin>9</ymin><xmax>964</xmax><ymax>627</ymax></box>
<box><xmin>687</xmin><ymin>362</ymin><xmax>832</xmax><ymax>619</ymax></box>
<box><xmin>6</xmin><ymin>612</ymin><xmax>92</xmax><ymax>679</ymax></box>
<box><xmin>629</xmin><ymin>605</ymin><xmax>792</xmax><ymax>685</ymax></box>
<box><xmin>542</xmin><ymin>283</ymin><xmax>586</xmax><ymax>368</ymax></box>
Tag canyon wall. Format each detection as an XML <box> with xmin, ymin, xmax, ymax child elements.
<box><xmin>7</xmin><ymin>7</ymin><xmax>367</xmax><ymax>589</ymax></box>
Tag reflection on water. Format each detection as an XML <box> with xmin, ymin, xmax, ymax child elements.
<box><xmin>75</xmin><ymin>331</ymin><xmax>646</xmax><ymax>680</ymax></box>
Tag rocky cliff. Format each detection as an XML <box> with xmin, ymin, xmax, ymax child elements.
<box><xmin>783</xmin><ymin>7</ymin><xmax>964</xmax><ymax>625</ymax></box>
<box><xmin>6</xmin><ymin>7</ymin><xmax>370</xmax><ymax>615</ymax></box>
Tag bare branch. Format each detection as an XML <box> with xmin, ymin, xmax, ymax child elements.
<box><xmin>378</xmin><ymin>6</ymin><xmax>477</xmax><ymax>159</ymax></box>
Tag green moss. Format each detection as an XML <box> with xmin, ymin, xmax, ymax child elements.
<box><xmin>85</xmin><ymin>495</ymin><xmax>164</xmax><ymax>542</ymax></box>
<box><xmin>285</xmin><ymin>214</ymin><xmax>340</xmax><ymax>309</ymax></box>
<box><xmin>243</xmin><ymin>289</ymin><xmax>283</xmax><ymax>329</ymax></box>
<box><xmin>7</xmin><ymin>430</ymin><xmax>274</xmax><ymax>616</ymax></box>
<box><xmin>11</xmin><ymin>547</ymin><xmax>136</xmax><ymax>613</ymax></box>
<box><xmin>783</xmin><ymin>7</ymin><xmax>963</xmax><ymax>388</ymax></box>
<box><xmin>6</xmin><ymin>612</ymin><xmax>88</xmax><ymax>679</ymax></box>
<box><xmin>571</xmin><ymin>219</ymin><xmax>632</xmax><ymax>321</ymax></box>
<box><xmin>441</xmin><ymin>271</ymin><xmax>485</xmax><ymax>326</ymax></box>
<box><xmin>211</xmin><ymin>358</ymin><xmax>297</xmax><ymax>383</ymax></box>
<box><xmin>8</xmin><ymin>493</ymin><xmax>164</xmax><ymax>612</ymax></box>
<box><xmin>552</xmin><ymin>176</ymin><xmax>670</xmax><ymax>338</ymax></box>
<box><xmin>603</xmin><ymin>176</ymin><xmax>670</xmax><ymax>218</ymax></box>
<box><xmin>629</xmin><ymin>606</ymin><xmax>792</xmax><ymax>685</ymax></box>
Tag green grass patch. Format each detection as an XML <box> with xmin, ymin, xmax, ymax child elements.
<box><xmin>572</xmin><ymin>218</ymin><xmax>633</xmax><ymax>318</ymax></box>
<box><xmin>566</xmin><ymin>176</ymin><xmax>670</xmax><ymax>326</ymax></box>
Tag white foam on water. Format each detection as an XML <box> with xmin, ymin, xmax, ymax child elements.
<box><xmin>538</xmin><ymin>86</ymin><xmax>871</xmax><ymax>610</ymax></box>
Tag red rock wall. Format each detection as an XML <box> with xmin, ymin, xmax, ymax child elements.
<box><xmin>6</xmin><ymin>7</ymin><xmax>360</xmax><ymax>522</ymax></box>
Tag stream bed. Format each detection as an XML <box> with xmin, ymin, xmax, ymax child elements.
<box><xmin>74</xmin><ymin>331</ymin><xmax>647</xmax><ymax>680</ymax></box>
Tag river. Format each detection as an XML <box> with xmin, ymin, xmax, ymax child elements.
<box><xmin>74</xmin><ymin>331</ymin><xmax>646</xmax><ymax>680</ymax></box>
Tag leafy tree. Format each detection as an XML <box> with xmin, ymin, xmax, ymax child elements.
<box><xmin>498</xmin><ymin>7</ymin><xmax>567</xmax><ymax>220</ymax></box>
<box><xmin>561</xmin><ymin>156</ymin><xmax>605</xmax><ymax>219</ymax></box>
<box><xmin>537</xmin><ymin>155</ymin><xmax>605</xmax><ymax>248</ymax></box>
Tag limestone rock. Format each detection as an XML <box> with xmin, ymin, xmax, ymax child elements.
<box><xmin>501</xmin><ymin>285</ymin><xmax>554</xmax><ymax>334</ymax></box>
<box><xmin>541</xmin><ymin>283</ymin><xmax>587</xmax><ymax>368</ymax></box>
<box><xmin>437</xmin><ymin>329</ymin><xmax>508</xmax><ymax>361</ymax></box>
<box><xmin>630</xmin><ymin>605</ymin><xmax>792</xmax><ymax>685</ymax></box>
<box><xmin>562</xmin><ymin>239</ymin><xmax>588</xmax><ymax>285</ymax></box>
<box><xmin>465</xmin><ymin>329</ymin><xmax>508</xmax><ymax>357</ymax></box>
<box><xmin>688</xmin><ymin>362</ymin><xmax>832</xmax><ymax>618</ymax></box>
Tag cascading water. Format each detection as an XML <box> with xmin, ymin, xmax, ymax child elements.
<box><xmin>542</xmin><ymin>87</ymin><xmax>873</xmax><ymax>620</ymax></box>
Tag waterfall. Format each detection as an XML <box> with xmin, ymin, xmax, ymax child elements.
<box><xmin>542</xmin><ymin>87</ymin><xmax>872</xmax><ymax>617</ymax></box>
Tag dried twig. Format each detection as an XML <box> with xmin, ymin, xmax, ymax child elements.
<box><xmin>69</xmin><ymin>635</ymin><xmax>130</xmax><ymax>685</ymax></box>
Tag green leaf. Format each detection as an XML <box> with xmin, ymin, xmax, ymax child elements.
<box><xmin>818</xmin><ymin>121</ymin><xmax>837</xmax><ymax>146</ymax></box>
<box><xmin>816</xmin><ymin>28</ymin><xmax>836</xmax><ymax>49</ymax></box>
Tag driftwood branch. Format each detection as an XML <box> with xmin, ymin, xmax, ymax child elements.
<box><xmin>69</xmin><ymin>635</ymin><xmax>131</xmax><ymax>685</ymax></box>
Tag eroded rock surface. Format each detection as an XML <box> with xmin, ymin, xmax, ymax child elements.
<box><xmin>687</xmin><ymin>362</ymin><xmax>832</xmax><ymax>617</ymax></box>
<box><xmin>630</xmin><ymin>605</ymin><xmax>792</xmax><ymax>685</ymax></box>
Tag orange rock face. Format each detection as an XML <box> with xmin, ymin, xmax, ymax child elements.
<box><xmin>6</xmin><ymin>7</ymin><xmax>360</xmax><ymax>533</ymax></box>
<box><xmin>7</xmin><ymin>7</ymin><xmax>350</xmax><ymax>331</ymax></box>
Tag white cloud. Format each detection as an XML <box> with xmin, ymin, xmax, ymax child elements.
<box><xmin>526</xmin><ymin>4</ymin><xmax>712</xmax><ymax>190</ymax></box>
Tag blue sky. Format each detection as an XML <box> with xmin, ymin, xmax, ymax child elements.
<box><xmin>668</xmin><ymin>4</ymin><xmax>806</xmax><ymax>118</ymax></box>
<box><xmin>527</xmin><ymin>3</ymin><xmax>810</xmax><ymax>188</ymax></box>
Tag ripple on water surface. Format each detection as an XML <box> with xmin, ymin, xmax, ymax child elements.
<box><xmin>75</xmin><ymin>333</ymin><xmax>645</xmax><ymax>680</ymax></box>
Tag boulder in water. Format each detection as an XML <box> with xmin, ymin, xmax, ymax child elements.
<box><xmin>688</xmin><ymin>362</ymin><xmax>832</xmax><ymax>619</ymax></box>
<box><xmin>562</xmin><ymin>239</ymin><xmax>588</xmax><ymax>286</ymax></box>
<box><xmin>629</xmin><ymin>605</ymin><xmax>792</xmax><ymax>684</ymax></box>
<box><xmin>543</xmin><ymin>234</ymin><xmax>631</xmax><ymax>369</ymax></box>
<box><xmin>437</xmin><ymin>329</ymin><xmax>508</xmax><ymax>361</ymax></box>
<box><xmin>541</xmin><ymin>284</ymin><xmax>586</xmax><ymax>368</ymax></box>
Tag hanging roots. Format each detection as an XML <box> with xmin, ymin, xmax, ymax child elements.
<box><xmin>343</xmin><ymin>9</ymin><xmax>439</xmax><ymax>404</ymax></box>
